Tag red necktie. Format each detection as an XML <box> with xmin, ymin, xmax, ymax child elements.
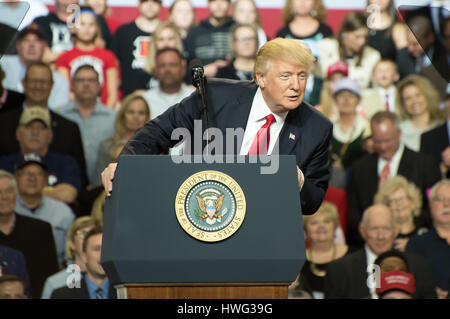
<box><xmin>248</xmin><ymin>114</ymin><xmax>276</xmax><ymax>155</ymax></box>
<box><xmin>379</xmin><ymin>161</ymin><xmax>391</xmax><ymax>184</ymax></box>
<box><xmin>385</xmin><ymin>93</ymin><xmax>390</xmax><ymax>111</ymax></box>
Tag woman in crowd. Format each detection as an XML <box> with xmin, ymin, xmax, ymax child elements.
<box><xmin>93</xmin><ymin>93</ymin><xmax>150</xmax><ymax>187</ymax></box>
<box><xmin>56</xmin><ymin>6</ymin><xmax>119</xmax><ymax>108</ymax></box>
<box><xmin>276</xmin><ymin>0</ymin><xmax>332</xmax><ymax>54</ymax></box>
<box><xmin>216</xmin><ymin>23</ymin><xmax>259</xmax><ymax>81</ymax></box>
<box><xmin>85</xmin><ymin>0</ymin><xmax>121</xmax><ymax>34</ymax></box>
<box><xmin>374</xmin><ymin>176</ymin><xmax>428</xmax><ymax>251</ymax></box>
<box><xmin>144</xmin><ymin>22</ymin><xmax>185</xmax><ymax>87</ymax></box>
<box><xmin>318</xmin><ymin>12</ymin><xmax>381</xmax><ymax>89</ymax></box>
<box><xmin>168</xmin><ymin>0</ymin><xmax>196</xmax><ymax>40</ymax></box>
<box><xmin>41</xmin><ymin>216</ymin><xmax>102</xmax><ymax>299</ymax></box>
<box><xmin>330</xmin><ymin>78</ymin><xmax>367</xmax><ymax>172</ymax></box>
<box><xmin>397</xmin><ymin>75</ymin><xmax>444</xmax><ymax>152</ymax></box>
<box><xmin>365</xmin><ymin>0</ymin><xmax>408</xmax><ymax>60</ymax></box>
<box><xmin>297</xmin><ymin>202</ymin><xmax>353</xmax><ymax>299</ymax></box>
<box><xmin>232</xmin><ymin>0</ymin><xmax>267</xmax><ymax>48</ymax></box>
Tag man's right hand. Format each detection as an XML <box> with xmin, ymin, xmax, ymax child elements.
<box><xmin>102</xmin><ymin>163</ymin><xmax>118</xmax><ymax>197</ymax></box>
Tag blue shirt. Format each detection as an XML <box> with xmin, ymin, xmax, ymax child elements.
<box><xmin>0</xmin><ymin>152</ymin><xmax>82</xmax><ymax>190</ymax></box>
<box><xmin>55</xmin><ymin>102</ymin><xmax>116</xmax><ymax>184</ymax></box>
<box><xmin>15</xmin><ymin>196</ymin><xmax>75</xmax><ymax>264</ymax></box>
<box><xmin>85</xmin><ymin>275</ymin><xmax>110</xmax><ymax>299</ymax></box>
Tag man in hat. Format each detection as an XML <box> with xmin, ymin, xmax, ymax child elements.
<box><xmin>0</xmin><ymin>170</ymin><xmax>58</xmax><ymax>298</ymax></box>
<box><xmin>0</xmin><ymin>62</ymin><xmax>88</xmax><ymax>190</ymax></box>
<box><xmin>0</xmin><ymin>106</ymin><xmax>82</xmax><ymax>205</ymax></box>
<box><xmin>0</xmin><ymin>27</ymin><xmax>70</xmax><ymax>109</ymax></box>
<box><xmin>376</xmin><ymin>270</ymin><xmax>416</xmax><ymax>299</ymax></box>
<box><xmin>14</xmin><ymin>153</ymin><xmax>75</xmax><ymax>265</ymax></box>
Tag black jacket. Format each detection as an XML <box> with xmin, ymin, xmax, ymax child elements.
<box><xmin>122</xmin><ymin>79</ymin><xmax>333</xmax><ymax>215</ymax></box>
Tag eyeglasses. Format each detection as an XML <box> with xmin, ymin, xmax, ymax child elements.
<box><xmin>26</xmin><ymin>79</ymin><xmax>52</xmax><ymax>86</ymax></box>
<box><xmin>73</xmin><ymin>78</ymin><xmax>98</xmax><ymax>84</ymax></box>
<box><xmin>432</xmin><ymin>196</ymin><xmax>450</xmax><ymax>204</ymax></box>
<box><xmin>387</xmin><ymin>195</ymin><xmax>408</xmax><ymax>206</ymax></box>
<box><xmin>234</xmin><ymin>36</ymin><xmax>257</xmax><ymax>43</ymax></box>
<box><xmin>17</xmin><ymin>171</ymin><xmax>45</xmax><ymax>178</ymax></box>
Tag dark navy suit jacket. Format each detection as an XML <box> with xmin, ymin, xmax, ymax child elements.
<box><xmin>121</xmin><ymin>79</ymin><xmax>333</xmax><ymax>214</ymax></box>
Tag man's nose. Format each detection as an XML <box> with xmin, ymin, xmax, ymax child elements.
<box><xmin>290</xmin><ymin>76</ymin><xmax>300</xmax><ymax>90</ymax></box>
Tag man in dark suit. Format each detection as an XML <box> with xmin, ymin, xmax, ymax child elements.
<box><xmin>51</xmin><ymin>227</ymin><xmax>116</xmax><ymax>299</ymax></box>
<box><xmin>102</xmin><ymin>38</ymin><xmax>333</xmax><ymax>215</ymax></box>
<box><xmin>420</xmin><ymin>87</ymin><xmax>450</xmax><ymax>179</ymax></box>
<box><xmin>397</xmin><ymin>15</ymin><xmax>447</xmax><ymax>79</ymax></box>
<box><xmin>0</xmin><ymin>61</ymin><xmax>88</xmax><ymax>189</ymax></box>
<box><xmin>347</xmin><ymin>111</ymin><xmax>441</xmax><ymax>245</ymax></box>
<box><xmin>324</xmin><ymin>204</ymin><xmax>436</xmax><ymax>299</ymax></box>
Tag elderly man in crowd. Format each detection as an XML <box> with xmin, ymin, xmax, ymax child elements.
<box><xmin>324</xmin><ymin>204</ymin><xmax>436</xmax><ymax>299</ymax></box>
<box><xmin>0</xmin><ymin>170</ymin><xmax>58</xmax><ymax>298</ymax></box>
<box><xmin>347</xmin><ymin>111</ymin><xmax>441</xmax><ymax>245</ymax></box>
<box><xmin>406</xmin><ymin>179</ymin><xmax>450</xmax><ymax>299</ymax></box>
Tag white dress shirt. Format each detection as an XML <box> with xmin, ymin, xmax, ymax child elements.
<box><xmin>364</xmin><ymin>245</ymin><xmax>379</xmax><ymax>299</ymax></box>
<box><xmin>239</xmin><ymin>88</ymin><xmax>288</xmax><ymax>155</ymax></box>
<box><xmin>377</xmin><ymin>143</ymin><xmax>405</xmax><ymax>178</ymax></box>
<box><xmin>377</xmin><ymin>86</ymin><xmax>396</xmax><ymax>113</ymax></box>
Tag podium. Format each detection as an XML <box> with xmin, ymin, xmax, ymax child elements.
<box><xmin>101</xmin><ymin>155</ymin><xmax>306</xmax><ymax>299</ymax></box>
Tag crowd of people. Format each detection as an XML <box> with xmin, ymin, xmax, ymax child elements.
<box><xmin>0</xmin><ymin>0</ymin><xmax>449</xmax><ymax>299</ymax></box>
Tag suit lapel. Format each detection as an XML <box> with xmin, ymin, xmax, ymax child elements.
<box><xmin>277</xmin><ymin>107</ymin><xmax>300</xmax><ymax>155</ymax></box>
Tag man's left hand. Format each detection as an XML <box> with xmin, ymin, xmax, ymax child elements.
<box><xmin>297</xmin><ymin>166</ymin><xmax>304</xmax><ymax>191</ymax></box>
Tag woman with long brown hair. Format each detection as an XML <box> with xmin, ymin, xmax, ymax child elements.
<box><xmin>317</xmin><ymin>12</ymin><xmax>381</xmax><ymax>89</ymax></box>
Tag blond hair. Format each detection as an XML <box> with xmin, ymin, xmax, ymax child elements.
<box><xmin>253</xmin><ymin>37</ymin><xmax>315</xmax><ymax>80</ymax></box>
<box><xmin>396</xmin><ymin>74</ymin><xmax>444</xmax><ymax>122</ymax></box>
<box><xmin>112</xmin><ymin>93</ymin><xmax>150</xmax><ymax>142</ymax></box>
<box><xmin>303</xmin><ymin>201</ymin><xmax>339</xmax><ymax>232</ymax></box>
<box><xmin>374</xmin><ymin>176</ymin><xmax>422</xmax><ymax>217</ymax></box>
<box><xmin>66</xmin><ymin>216</ymin><xmax>101</xmax><ymax>261</ymax></box>
<box><xmin>282</xmin><ymin>0</ymin><xmax>327</xmax><ymax>24</ymax></box>
<box><xmin>144</xmin><ymin>22</ymin><xmax>184</xmax><ymax>74</ymax></box>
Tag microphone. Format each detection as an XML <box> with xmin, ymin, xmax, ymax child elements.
<box><xmin>189</xmin><ymin>59</ymin><xmax>210</xmax><ymax>152</ymax></box>
<box><xmin>189</xmin><ymin>59</ymin><xmax>205</xmax><ymax>89</ymax></box>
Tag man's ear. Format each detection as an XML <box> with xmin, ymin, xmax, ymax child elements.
<box><xmin>255</xmin><ymin>73</ymin><xmax>265</xmax><ymax>88</ymax></box>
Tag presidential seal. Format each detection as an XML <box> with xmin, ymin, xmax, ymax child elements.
<box><xmin>175</xmin><ymin>170</ymin><xmax>246</xmax><ymax>242</ymax></box>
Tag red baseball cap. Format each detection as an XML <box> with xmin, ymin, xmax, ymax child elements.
<box><xmin>376</xmin><ymin>270</ymin><xmax>416</xmax><ymax>296</ymax></box>
<box><xmin>326</xmin><ymin>61</ymin><xmax>349</xmax><ymax>79</ymax></box>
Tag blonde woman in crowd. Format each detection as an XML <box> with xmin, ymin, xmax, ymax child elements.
<box><xmin>92</xmin><ymin>93</ymin><xmax>150</xmax><ymax>187</ymax></box>
<box><xmin>374</xmin><ymin>176</ymin><xmax>428</xmax><ymax>252</ymax></box>
<box><xmin>297</xmin><ymin>202</ymin><xmax>353</xmax><ymax>299</ymax></box>
<box><xmin>397</xmin><ymin>75</ymin><xmax>445</xmax><ymax>152</ymax></box>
